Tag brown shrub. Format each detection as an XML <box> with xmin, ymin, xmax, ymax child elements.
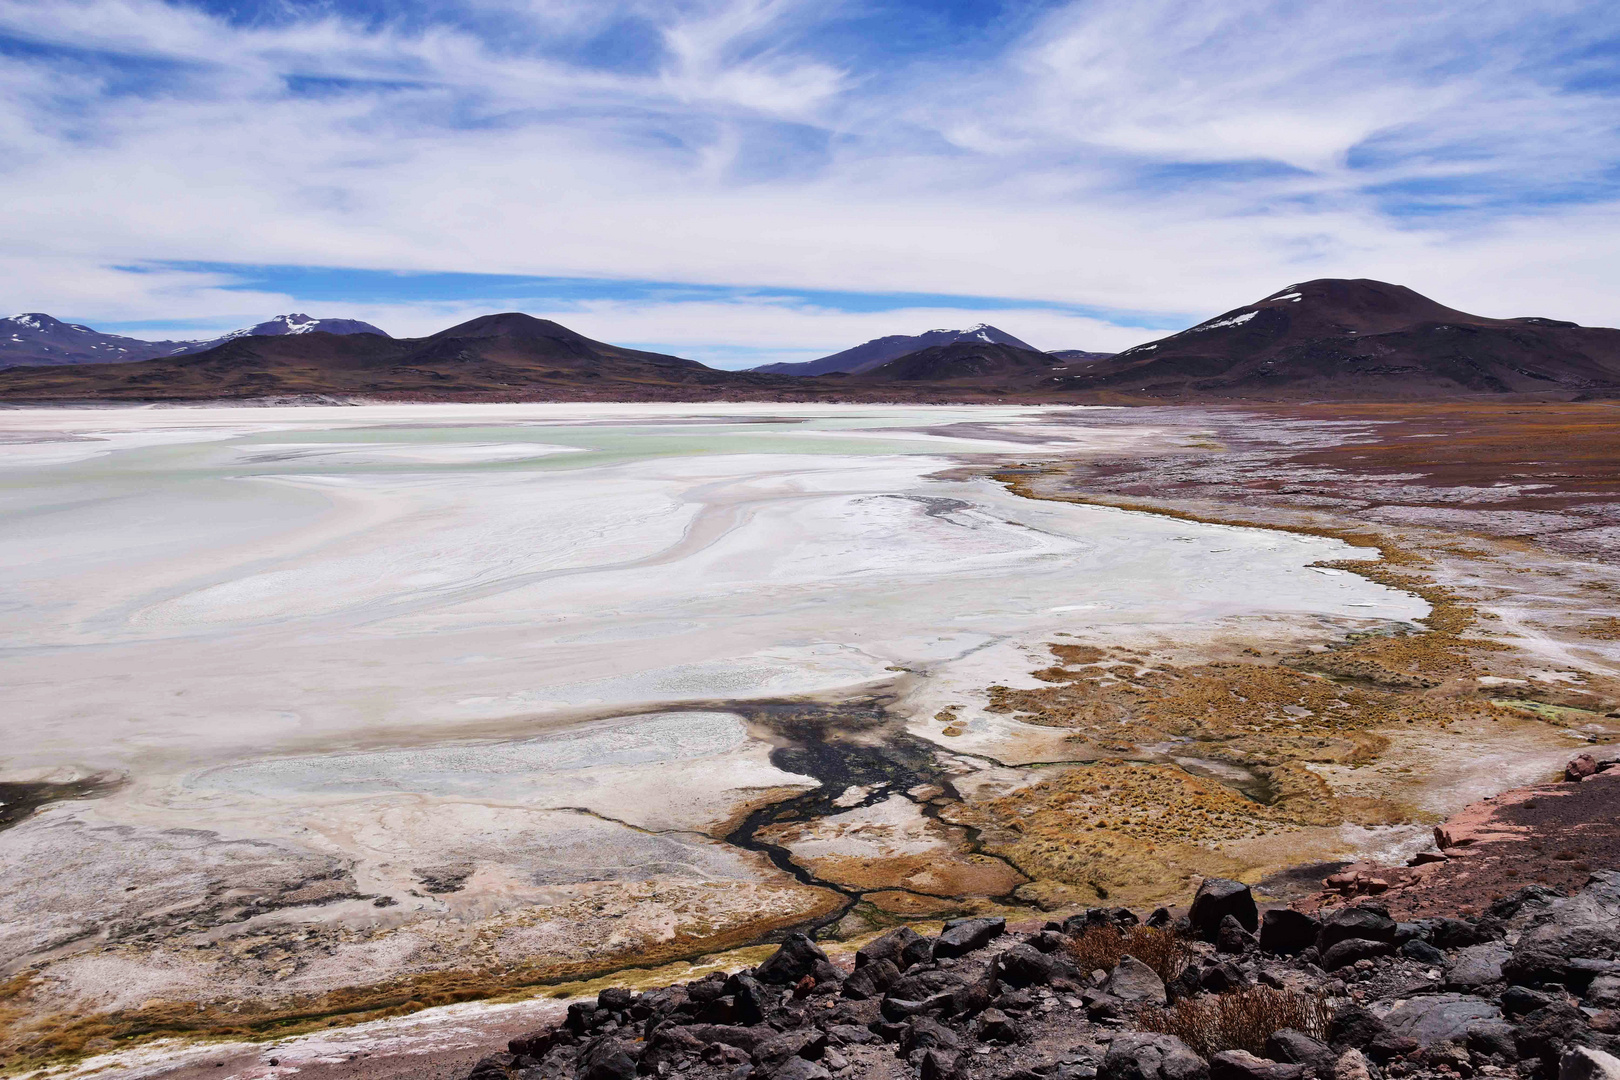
<box><xmin>1066</xmin><ymin>925</ymin><xmax>1191</xmax><ymax>983</ymax></box>
<box><xmin>1136</xmin><ymin>985</ymin><xmax>1335</xmax><ymax>1058</ymax></box>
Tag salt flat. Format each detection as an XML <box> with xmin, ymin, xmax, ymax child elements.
<box><xmin>0</xmin><ymin>403</ymin><xmax>1428</xmax><ymax>1038</ymax></box>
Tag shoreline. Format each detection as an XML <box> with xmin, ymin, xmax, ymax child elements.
<box><xmin>3</xmin><ymin>402</ymin><xmax>1617</xmax><ymax>1076</ymax></box>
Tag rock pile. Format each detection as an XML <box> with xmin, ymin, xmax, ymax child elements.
<box><xmin>466</xmin><ymin>871</ymin><xmax>1620</xmax><ymax>1080</ymax></box>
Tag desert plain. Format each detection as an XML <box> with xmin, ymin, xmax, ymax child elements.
<box><xmin>2</xmin><ymin>402</ymin><xmax>1617</xmax><ymax>1075</ymax></box>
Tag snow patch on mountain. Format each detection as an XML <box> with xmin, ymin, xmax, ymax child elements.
<box><xmin>1187</xmin><ymin>310</ymin><xmax>1259</xmax><ymax>333</ymax></box>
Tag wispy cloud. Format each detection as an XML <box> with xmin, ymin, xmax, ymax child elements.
<box><xmin>1</xmin><ymin>0</ymin><xmax>1617</xmax><ymax>365</ymax></box>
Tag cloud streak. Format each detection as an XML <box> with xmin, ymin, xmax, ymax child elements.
<box><xmin>1</xmin><ymin>0</ymin><xmax>1617</xmax><ymax>365</ymax></box>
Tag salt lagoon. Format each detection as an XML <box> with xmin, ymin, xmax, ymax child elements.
<box><xmin>0</xmin><ymin>404</ymin><xmax>1428</xmax><ymax>1036</ymax></box>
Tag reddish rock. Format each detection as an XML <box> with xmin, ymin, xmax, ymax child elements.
<box><xmin>1567</xmin><ymin>754</ymin><xmax>1599</xmax><ymax>782</ymax></box>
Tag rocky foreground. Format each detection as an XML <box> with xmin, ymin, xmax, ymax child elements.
<box><xmin>461</xmin><ymin>760</ymin><xmax>1620</xmax><ymax>1080</ymax></box>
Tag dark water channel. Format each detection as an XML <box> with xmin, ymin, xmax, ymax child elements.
<box><xmin>0</xmin><ymin>773</ymin><xmax>124</xmax><ymax>833</ymax></box>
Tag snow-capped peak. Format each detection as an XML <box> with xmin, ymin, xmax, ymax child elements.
<box><xmin>269</xmin><ymin>314</ymin><xmax>323</xmax><ymax>334</ymax></box>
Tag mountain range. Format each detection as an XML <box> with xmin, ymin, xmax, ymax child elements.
<box><xmin>0</xmin><ymin>313</ymin><xmax>806</xmax><ymax>403</ymax></box>
<box><xmin>0</xmin><ymin>312</ymin><xmax>387</xmax><ymax>368</ymax></box>
<box><xmin>2</xmin><ymin>280</ymin><xmax>1617</xmax><ymax>402</ymax></box>
<box><xmin>751</xmin><ymin>324</ymin><xmax>1047</xmax><ymax>375</ymax></box>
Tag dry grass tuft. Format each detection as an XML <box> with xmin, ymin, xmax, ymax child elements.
<box><xmin>1137</xmin><ymin>985</ymin><xmax>1335</xmax><ymax>1058</ymax></box>
<box><xmin>1066</xmin><ymin>925</ymin><xmax>1192</xmax><ymax>984</ymax></box>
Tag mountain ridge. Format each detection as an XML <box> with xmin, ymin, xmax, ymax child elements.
<box><xmin>752</xmin><ymin>323</ymin><xmax>1039</xmax><ymax>376</ymax></box>
<box><xmin>836</xmin><ymin>340</ymin><xmax>1066</xmax><ymax>383</ymax></box>
<box><xmin>0</xmin><ymin>312</ymin><xmax>388</xmax><ymax>368</ymax></box>
<box><xmin>4</xmin><ymin>280</ymin><xmax>1619</xmax><ymax>402</ymax></box>
<box><xmin>0</xmin><ymin>312</ymin><xmax>801</xmax><ymax>402</ymax></box>
<box><xmin>1058</xmin><ymin>278</ymin><xmax>1620</xmax><ymax>400</ymax></box>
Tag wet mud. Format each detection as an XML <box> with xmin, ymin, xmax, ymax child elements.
<box><xmin>719</xmin><ymin>697</ymin><xmax>1023</xmax><ymax>933</ymax></box>
<box><xmin>0</xmin><ymin>773</ymin><xmax>124</xmax><ymax>833</ymax></box>
<box><xmin>699</xmin><ymin>695</ymin><xmax>1284</xmax><ymax>936</ymax></box>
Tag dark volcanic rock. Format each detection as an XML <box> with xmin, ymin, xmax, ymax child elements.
<box><xmin>1217</xmin><ymin>914</ymin><xmax>1258</xmax><ymax>954</ymax></box>
<box><xmin>857</xmin><ymin>926</ymin><xmax>925</xmax><ymax>970</ymax></box>
<box><xmin>891</xmin><ymin>967</ymin><xmax>971</xmax><ymax>1002</ymax></box>
<box><xmin>1466</xmin><ymin>1019</ymin><xmax>1520</xmax><ymax>1060</ymax></box>
<box><xmin>1560</xmin><ymin>1047</ymin><xmax>1620</xmax><ymax>1080</ymax></box>
<box><xmin>769</xmin><ymin>1057</ymin><xmax>831</xmax><ymax>1080</ymax></box>
<box><xmin>681</xmin><ymin>1023</ymin><xmax>764</xmax><ymax>1051</ymax></box>
<box><xmin>995</xmin><ymin>943</ymin><xmax>1065</xmax><ymax>989</ymax></box>
<box><xmin>1445</xmin><ymin>942</ymin><xmax>1511</xmax><ymax>990</ymax></box>
<box><xmin>1198</xmin><ymin>961</ymin><xmax>1250</xmax><ymax>995</ymax></box>
<box><xmin>1102</xmin><ymin>955</ymin><xmax>1168</xmax><ymax>1006</ymax></box>
<box><xmin>902</xmin><ymin>934</ymin><xmax>938</xmax><ymax>970</ymax></box>
<box><xmin>1429</xmin><ymin>916</ymin><xmax>1495</xmax><ymax>950</ymax></box>
<box><xmin>1189</xmin><ymin>878</ymin><xmax>1258</xmax><ymax>941</ymax></box>
<box><xmin>1260</xmin><ymin>909</ymin><xmax>1321</xmax><ymax>956</ymax></box>
<box><xmin>756</xmin><ymin>933</ymin><xmax>829</xmax><ymax>985</ymax></box>
<box><xmin>841</xmin><ymin>956</ymin><xmax>900</xmax><ymax>1000</ymax></box>
<box><xmin>1101</xmin><ymin>1032</ymin><xmax>1211</xmax><ymax>1080</ymax></box>
<box><xmin>1210</xmin><ymin>1050</ymin><xmax>1305</xmax><ymax>1080</ymax></box>
<box><xmin>1380</xmin><ymin>993</ymin><xmax>1503</xmax><ymax>1048</ymax></box>
<box><xmin>727</xmin><ymin>971</ymin><xmax>774</xmax><ymax>1024</ymax></box>
<box><xmin>1515</xmin><ymin>1002</ymin><xmax>1592</xmax><ymax>1073</ymax></box>
<box><xmin>826</xmin><ymin>1023</ymin><xmax>879</xmax><ymax>1045</ymax></box>
<box><xmin>933</xmin><ymin>916</ymin><xmax>1006</xmax><ymax>960</ymax></box>
<box><xmin>1317</xmin><ymin>906</ymin><xmax>1397</xmax><ymax>953</ymax></box>
<box><xmin>577</xmin><ymin>1036</ymin><xmax>638</xmax><ymax>1080</ymax></box>
<box><xmin>1589</xmin><ymin>976</ymin><xmax>1620</xmax><ymax>1009</ymax></box>
<box><xmin>1266</xmin><ymin>1030</ymin><xmax>1337</xmax><ymax>1078</ymax></box>
<box><xmin>1400</xmin><ymin>939</ymin><xmax>1445</xmax><ymax>964</ymax></box>
<box><xmin>460</xmin><ymin>868</ymin><xmax>1620</xmax><ymax>1080</ymax></box>
<box><xmin>751</xmin><ymin>1027</ymin><xmax>827</xmax><ymax>1067</ymax></box>
<box><xmin>466</xmin><ymin>1053</ymin><xmax>514</xmax><ymax>1080</ymax></box>
<box><xmin>900</xmin><ymin>1016</ymin><xmax>962</xmax><ymax>1055</ymax></box>
<box><xmin>1503</xmin><ymin>986</ymin><xmax>1558</xmax><ymax>1016</ymax></box>
<box><xmin>976</xmin><ymin>1007</ymin><xmax>1022</xmax><ymax>1044</ymax></box>
<box><xmin>1320</xmin><ymin>938</ymin><xmax>1396</xmax><ymax>971</ymax></box>
<box><xmin>1328</xmin><ymin>1007</ymin><xmax>1393</xmax><ymax>1056</ymax></box>
<box><xmin>919</xmin><ymin>1048</ymin><xmax>964</xmax><ymax>1080</ymax></box>
<box><xmin>1509</xmin><ymin>871</ymin><xmax>1620</xmax><ymax>989</ymax></box>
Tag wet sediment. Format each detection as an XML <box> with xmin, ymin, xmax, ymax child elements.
<box><xmin>0</xmin><ymin>773</ymin><xmax>124</xmax><ymax>833</ymax></box>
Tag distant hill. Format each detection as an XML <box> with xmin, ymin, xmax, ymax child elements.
<box><xmin>202</xmin><ymin>314</ymin><xmax>389</xmax><ymax>346</ymax></box>
<box><xmin>1047</xmin><ymin>349</ymin><xmax>1115</xmax><ymax>364</ymax></box>
<box><xmin>754</xmin><ymin>324</ymin><xmax>1038</xmax><ymax>375</ymax></box>
<box><xmin>1</xmin><ymin>313</ymin><xmax>198</xmax><ymax>368</ymax></box>
<box><xmin>0</xmin><ymin>312</ymin><xmax>389</xmax><ymax>368</ymax></box>
<box><xmin>7</xmin><ymin>283</ymin><xmax>1617</xmax><ymax>403</ymax></box>
<box><xmin>0</xmin><ymin>313</ymin><xmax>811</xmax><ymax>402</ymax></box>
<box><xmin>1059</xmin><ymin>279</ymin><xmax>1620</xmax><ymax>400</ymax></box>
<box><xmin>844</xmin><ymin>340</ymin><xmax>1063</xmax><ymax>383</ymax></box>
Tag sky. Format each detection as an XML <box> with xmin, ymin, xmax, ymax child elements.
<box><xmin>2</xmin><ymin>0</ymin><xmax>1619</xmax><ymax>368</ymax></box>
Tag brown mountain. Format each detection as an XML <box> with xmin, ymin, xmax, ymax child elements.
<box><xmin>753</xmin><ymin>323</ymin><xmax>1041</xmax><ymax>375</ymax></box>
<box><xmin>840</xmin><ymin>340</ymin><xmax>1076</xmax><ymax>384</ymax></box>
<box><xmin>1059</xmin><ymin>279</ymin><xmax>1620</xmax><ymax>400</ymax></box>
<box><xmin>0</xmin><ymin>313</ymin><xmax>806</xmax><ymax>402</ymax></box>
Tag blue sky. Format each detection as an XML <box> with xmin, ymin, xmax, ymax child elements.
<box><xmin>2</xmin><ymin>0</ymin><xmax>1619</xmax><ymax>366</ymax></box>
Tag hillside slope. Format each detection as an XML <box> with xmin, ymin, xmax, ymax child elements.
<box><xmin>844</xmin><ymin>340</ymin><xmax>1065</xmax><ymax>383</ymax></box>
<box><xmin>0</xmin><ymin>313</ymin><xmax>791</xmax><ymax>401</ymax></box>
<box><xmin>754</xmin><ymin>323</ymin><xmax>1038</xmax><ymax>376</ymax></box>
<box><xmin>1061</xmin><ymin>279</ymin><xmax>1620</xmax><ymax>399</ymax></box>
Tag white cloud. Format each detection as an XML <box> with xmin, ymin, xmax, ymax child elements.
<box><xmin>1</xmin><ymin>0</ymin><xmax>1618</xmax><ymax>350</ymax></box>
